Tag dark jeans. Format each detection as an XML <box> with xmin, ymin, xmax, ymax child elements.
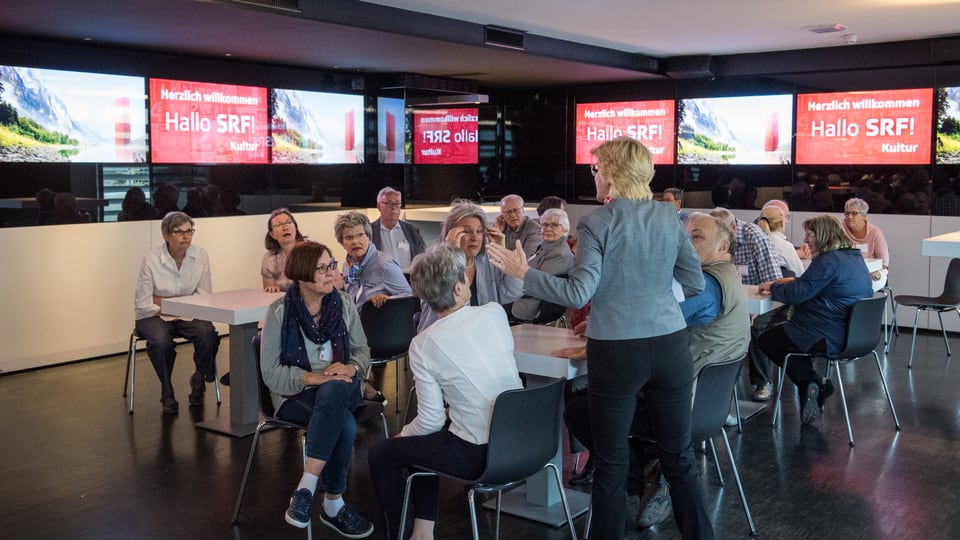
<box><xmin>586</xmin><ymin>331</ymin><xmax>714</xmax><ymax>540</ymax></box>
<box><xmin>757</xmin><ymin>323</ymin><xmax>827</xmax><ymax>387</ymax></box>
<box><xmin>134</xmin><ymin>316</ymin><xmax>219</xmax><ymax>399</ymax></box>
<box><xmin>277</xmin><ymin>378</ymin><xmax>362</xmax><ymax>495</ymax></box>
<box><xmin>368</xmin><ymin>429</ymin><xmax>487</xmax><ymax>540</ymax></box>
<box><xmin>747</xmin><ymin>305</ymin><xmax>789</xmax><ymax>386</ymax></box>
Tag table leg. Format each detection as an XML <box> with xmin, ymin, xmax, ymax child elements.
<box><xmin>195</xmin><ymin>322</ymin><xmax>262</xmax><ymax>437</ymax></box>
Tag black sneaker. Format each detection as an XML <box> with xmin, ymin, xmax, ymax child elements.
<box><xmin>161</xmin><ymin>396</ymin><xmax>179</xmax><ymax>414</ymax></box>
<box><xmin>818</xmin><ymin>379</ymin><xmax>836</xmax><ymax>409</ymax></box>
<box><xmin>370</xmin><ymin>391</ymin><xmax>388</xmax><ymax>407</ymax></box>
<box><xmin>801</xmin><ymin>382</ymin><xmax>821</xmax><ymax>425</ymax></box>
<box><xmin>284</xmin><ymin>488</ymin><xmax>313</xmax><ymax>528</ymax></box>
<box><xmin>317</xmin><ymin>504</ymin><xmax>374</xmax><ymax>538</ymax></box>
<box><xmin>188</xmin><ymin>372</ymin><xmax>205</xmax><ymax>406</ymax></box>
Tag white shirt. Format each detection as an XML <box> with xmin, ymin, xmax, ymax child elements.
<box><xmin>379</xmin><ymin>222</ymin><xmax>413</xmax><ymax>269</ymax></box>
<box><xmin>769</xmin><ymin>231</ymin><xmax>805</xmax><ymax>277</ymax></box>
<box><xmin>134</xmin><ymin>244</ymin><xmax>212</xmax><ymax>320</ymax></box>
<box><xmin>401</xmin><ymin>303</ymin><xmax>523</xmax><ymax>444</ymax></box>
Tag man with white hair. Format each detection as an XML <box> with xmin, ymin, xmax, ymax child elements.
<box><xmin>497</xmin><ymin>194</ymin><xmax>541</xmax><ymax>257</ymax></box>
<box><xmin>370</xmin><ymin>187</ymin><xmax>426</xmax><ymax>270</ymax></box>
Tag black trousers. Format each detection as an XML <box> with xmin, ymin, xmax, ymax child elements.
<box><xmin>757</xmin><ymin>323</ymin><xmax>827</xmax><ymax>387</ymax></box>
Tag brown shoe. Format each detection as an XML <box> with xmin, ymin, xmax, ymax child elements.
<box><xmin>752</xmin><ymin>383</ymin><xmax>772</xmax><ymax>401</ymax></box>
<box><xmin>188</xmin><ymin>372</ymin><xmax>205</xmax><ymax>406</ymax></box>
<box><xmin>161</xmin><ymin>396</ymin><xmax>179</xmax><ymax>414</ymax></box>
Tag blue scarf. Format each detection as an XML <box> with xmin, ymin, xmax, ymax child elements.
<box><xmin>279</xmin><ymin>284</ymin><xmax>350</xmax><ymax>371</ymax></box>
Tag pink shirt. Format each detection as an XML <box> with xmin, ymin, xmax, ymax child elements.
<box><xmin>842</xmin><ymin>221</ymin><xmax>889</xmax><ymax>268</ymax></box>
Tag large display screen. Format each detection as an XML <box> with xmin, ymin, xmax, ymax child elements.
<box><xmin>937</xmin><ymin>87</ymin><xmax>960</xmax><ymax>165</ymax></box>
<box><xmin>412</xmin><ymin>108</ymin><xmax>478</xmax><ymax>164</ymax></box>
<box><xmin>575</xmin><ymin>100</ymin><xmax>675</xmax><ymax>165</ymax></box>
<box><xmin>271</xmin><ymin>88</ymin><xmax>363</xmax><ymax>164</ymax></box>
<box><xmin>0</xmin><ymin>65</ymin><xmax>147</xmax><ymax>163</ymax></box>
<box><xmin>678</xmin><ymin>94</ymin><xmax>793</xmax><ymax>165</ymax></box>
<box><xmin>378</xmin><ymin>97</ymin><xmax>406</xmax><ymax>164</ymax></box>
<box><xmin>149</xmin><ymin>78</ymin><xmax>268</xmax><ymax>164</ymax></box>
<box><xmin>796</xmin><ymin>88</ymin><xmax>933</xmax><ymax>165</ymax></box>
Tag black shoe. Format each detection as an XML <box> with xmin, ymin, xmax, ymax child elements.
<box><xmin>568</xmin><ymin>465</ymin><xmax>594</xmax><ymax>486</ymax></box>
<box><xmin>369</xmin><ymin>391</ymin><xmax>388</xmax><ymax>407</ymax></box>
<box><xmin>219</xmin><ymin>372</ymin><xmax>230</xmax><ymax>386</ymax></box>
<box><xmin>285</xmin><ymin>488</ymin><xmax>313</xmax><ymax>529</ymax></box>
<box><xmin>818</xmin><ymin>379</ymin><xmax>835</xmax><ymax>409</ymax></box>
<box><xmin>188</xmin><ymin>372</ymin><xmax>205</xmax><ymax>406</ymax></box>
<box><xmin>317</xmin><ymin>504</ymin><xmax>374</xmax><ymax>538</ymax></box>
<box><xmin>161</xmin><ymin>396</ymin><xmax>179</xmax><ymax>414</ymax></box>
<box><xmin>801</xmin><ymin>382</ymin><xmax>821</xmax><ymax>425</ymax></box>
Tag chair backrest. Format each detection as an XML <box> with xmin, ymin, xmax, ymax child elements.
<box><xmin>251</xmin><ymin>334</ymin><xmax>277</xmax><ymax>419</ymax></box>
<box><xmin>690</xmin><ymin>356</ymin><xmax>744</xmax><ymax>444</ymax></box>
<box><xmin>940</xmin><ymin>258</ymin><xmax>960</xmax><ymax>302</ymax></box>
<box><xmin>360</xmin><ymin>296</ymin><xmax>420</xmax><ymax>359</ymax></box>
<box><xmin>836</xmin><ymin>293</ymin><xmax>886</xmax><ymax>359</ymax></box>
<box><xmin>477</xmin><ymin>378</ymin><xmax>566</xmax><ymax>486</ymax></box>
<box><xmin>531</xmin><ymin>301</ymin><xmax>568</xmax><ymax>325</ymax></box>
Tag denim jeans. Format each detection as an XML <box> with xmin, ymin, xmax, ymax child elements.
<box><xmin>134</xmin><ymin>316</ymin><xmax>219</xmax><ymax>399</ymax></box>
<box><xmin>586</xmin><ymin>330</ymin><xmax>714</xmax><ymax>540</ymax></box>
<box><xmin>277</xmin><ymin>378</ymin><xmax>362</xmax><ymax>495</ymax></box>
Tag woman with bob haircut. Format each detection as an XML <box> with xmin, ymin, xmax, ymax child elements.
<box><xmin>261</xmin><ymin>208</ymin><xmax>306</xmax><ymax>293</ymax></box>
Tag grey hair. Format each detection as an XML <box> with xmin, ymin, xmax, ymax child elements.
<box><xmin>334</xmin><ymin>211</ymin><xmax>372</xmax><ymax>244</ymax></box>
<box><xmin>377</xmin><ymin>186</ymin><xmax>401</xmax><ymax>203</ymax></box>
<box><xmin>500</xmin><ymin>194</ymin><xmax>524</xmax><ymax>208</ymax></box>
<box><xmin>708</xmin><ymin>207</ymin><xmax>736</xmax><ymax>230</ymax></box>
<box><xmin>541</xmin><ymin>208</ymin><xmax>570</xmax><ymax>235</ymax></box>
<box><xmin>845</xmin><ymin>197</ymin><xmax>870</xmax><ymax>214</ymax></box>
<box><xmin>664</xmin><ymin>187</ymin><xmax>683</xmax><ymax>200</ymax></box>
<box><xmin>687</xmin><ymin>212</ymin><xmax>734</xmax><ymax>254</ymax></box>
<box><xmin>409</xmin><ymin>244</ymin><xmax>466</xmax><ymax>313</ymax></box>
<box><xmin>161</xmin><ymin>211</ymin><xmax>194</xmax><ymax>235</ymax></box>
<box><xmin>441</xmin><ymin>199</ymin><xmax>489</xmax><ymax>255</ymax></box>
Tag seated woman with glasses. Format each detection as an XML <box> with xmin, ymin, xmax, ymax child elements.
<box><xmin>416</xmin><ymin>199</ymin><xmax>523</xmax><ymax>332</ymax></box>
<box><xmin>368</xmin><ymin>243</ymin><xmax>523</xmax><ymax>540</ymax></box>
<box><xmin>134</xmin><ymin>211</ymin><xmax>220</xmax><ymax>415</ymax></box>
<box><xmin>510</xmin><ymin>207</ymin><xmax>574</xmax><ymax>322</ymax></box>
<box><xmin>259</xmin><ymin>241</ymin><xmax>375</xmax><ymax>538</ymax></box>
<box><xmin>841</xmin><ymin>197</ymin><xmax>890</xmax><ymax>292</ymax></box>
<box><xmin>262</xmin><ymin>208</ymin><xmax>306</xmax><ymax>293</ymax></box>
<box><xmin>758</xmin><ymin>215</ymin><xmax>873</xmax><ymax>425</ymax></box>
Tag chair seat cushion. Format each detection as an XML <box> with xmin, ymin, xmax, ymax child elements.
<box><xmin>894</xmin><ymin>295</ymin><xmax>960</xmax><ymax>309</ymax></box>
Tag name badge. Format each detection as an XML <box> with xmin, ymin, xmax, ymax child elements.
<box><xmin>398</xmin><ymin>240</ymin><xmax>410</xmax><ymax>252</ymax></box>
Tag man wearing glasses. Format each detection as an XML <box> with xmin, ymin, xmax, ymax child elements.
<box><xmin>497</xmin><ymin>194</ymin><xmax>541</xmax><ymax>257</ymax></box>
<box><xmin>370</xmin><ymin>187</ymin><xmax>426</xmax><ymax>271</ymax></box>
<box><xmin>134</xmin><ymin>211</ymin><xmax>220</xmax><ymax>415</ymax></box>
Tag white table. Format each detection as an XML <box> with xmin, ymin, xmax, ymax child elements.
<box><xmin>480</xmin><ymin>324</ymin><xmax>590</xmax><ymax>527</ymax></box>
<box><xmin>163</xmin><ymin>288</ymin><xmax>283</xmax><ymax>437</ymax></box>
<box><xmin>922</xmin><ymin>231</ymin><xmax>960</xmax><ymax>257</ymax></box>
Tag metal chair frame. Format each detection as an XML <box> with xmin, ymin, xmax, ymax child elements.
<box><xmin>122</xmin><ymin>329</ymin><xmax>221</xmax><ymax>414</ymax></box>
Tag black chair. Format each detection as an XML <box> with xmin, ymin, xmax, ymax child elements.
<box><xmin>772</xmin><ymin>294</ymin><xmax>901</xmax><ymax>446</ymax></box>
<box><xmin>531</xmin><ymin>300</ymin><xmax>569</xmax><ymax>328</ymax></box>
<box><xmin>123</xmin><ymin>329</ymin><xmax>221</xmax><ymax>414</ymax></box>
<box><xmin>232</xmin><ymin>336</ymin><xmax>388</xmax><ymax>535</ymax></box>
<box><xmin>894</xmin><ymin>258</ymin><xmax>960</xmax><ymax>368</ymax></box>
<box><xmin>582</xmin><ymin>356</ymin><xmax>755</xmax><ymax>538</ymax></box>
<box><xmin>360</xmin><ymin>296</ymin><xmax>419</xmax><ymax>413</ymax></box>
<box><xmin>398</xmin><ymin>378</ymin><xmax>577</xmax><ymax>540</ymax></box>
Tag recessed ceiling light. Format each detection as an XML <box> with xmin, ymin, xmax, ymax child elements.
<box><xmin>805</xmin><ymin>23</ymin><xmax>847</xmax><ymax>34</ymax></box>
<box><xmin>224</xmin><ymin>53</ymin><xmax>232</xmax><ymax>57</ymax></box>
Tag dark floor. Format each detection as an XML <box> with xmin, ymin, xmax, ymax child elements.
<box><xmin>2</xmin><ymin>327</ymin><xmax>960</xmax><ymax>540</ymax></box>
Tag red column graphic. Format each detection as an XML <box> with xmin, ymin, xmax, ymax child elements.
<box><xmin>115</xmin><ymin>97</ymin><xmax>132</xmax><ymax>161</ymax></box>
<box><xmin>385</xmin><ymin>111</ymin><xmax>396</xmax><ymax>152</ymax></box>
<box><xmin>764</xmin><ymin>111</ymin><xmax>779</xmax><ymax>152</ymax></box>
<box><xmin>345</xmin><ymin>109</ymin><xmax>355</xmax><ymax>152</ymax></box>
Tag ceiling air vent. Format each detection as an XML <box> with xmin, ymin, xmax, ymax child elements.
<box><xmin>484</xmin><ymin>26</ymin><xmax>525</xmax><ymax>51</ymax></box>
<box><xmin>230</xmin><ymin>0</ymin><xmax>301</xmax><ymax>12</ymax></box>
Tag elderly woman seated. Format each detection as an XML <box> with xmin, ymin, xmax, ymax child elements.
<box><xmin>367</xmin><ymin>244</ymin><xmax>523</xmax><ymax>540</ymax></box>
<box><xmin>841</xmin><ymin>197</ymin><xmax>890</xmax><ymax>292</ymax></box>
<box><xmin>758</xmin><ymin>215</ymin><xmax>873</xmax><ymax>425</ymax></box>
<box><xmin>510</xmin><ymin>207</ymin><xmax>575</xmax><ymax>322</ymax></box>
<box><xmin>259</xmin><ymin>241</ymin><xmax>374</xmax><ymax>537</ymax></box>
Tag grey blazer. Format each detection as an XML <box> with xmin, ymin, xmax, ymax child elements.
<box><xmin>370</xmin><ymin>218</ymin><xmax>427</xmax><ymax>260</ymax></box>
<box><xmin>524</xmin><ymin>199</ymin><xmax>704</xmax><ymax>340</ymax></box>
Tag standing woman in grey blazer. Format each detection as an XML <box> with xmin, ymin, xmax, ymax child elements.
<box><xmin>489</xmin><ymin>137</ymin><xmax>713</xmax><ymax>540</ymax></box>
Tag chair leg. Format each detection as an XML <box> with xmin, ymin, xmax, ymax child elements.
<box><xmin>213</xmin><ymin>365</ymin><xmax>222</xmax><ymax>406</ymax></box>
<box><xmin>494</xmin><ymin>489</ymin><xmax>502</xmax><ymax>540</ymax></box>
<box><xmin>395</xmin><ymin>357</ymin><xmax>402</xmax><ymax>414</ymax></box>
<box><xmin>400</xmin><ymin>472</ymin><xmax>437</xmax><ymax>539</ymax></box>
<box><xmin>232</xmin><ymin>422</ymin><xmax>266</xmax><ymax>523</ymax></box>
<box><xmin>733</xmin><ymin>385</ymin><xmax>743</xmax><ymax>433</ymax></box>
<box><xmin>467</xmin><ymin>488</ymin><xmax>481</xmax><ymax>540</ymax></box>
<box><xmin>708</xmin><ymin>438</ymin><xmax>724</xmax><ymax>485</ymax></box>
<box><xmin>833</xmin><ymin>363</ymin><xmax>854</xmax><ymax>447</ymax></box>
<box><xmin>719</xmin><ymin>428</ymin><xmax>757</xmax><ymax>536</ymax></box>
<box><xmin>304</xmin><ymin>433</ymin><xmax>312</xmax><ymax>540</ymax></box>
<box><xmin>546</xmin><ymin>462</ymin><xmax>579</xmax><ymax>540</ymax></box>
<box><xmin>771</xmin><ymin>356</ymin><xmax>792</xmax><ymax>426</ymax></box>
<box><xmin>908</xmin><ymin>310</ymin><xmax>922</xmax><ymax>368</ymax></box>
<box><xmin>379</xmin><ymin>412</ymin><xmax>389</xmax><ymax>439</ymax></box>
<box><xmin>873</xmin><ymin>351</ymin><xmax>902</xmax><ymax>432</ymax></box>
<box><xmin>937</xmin><ymin>311</ymin><xmax>952</xmax><ymax>357</ymax></box>
<box><xmin>127</xmin><ymin>334</ymin><xmax>138</xmax><ymax>415</ymax></box>
<box><xmin>583</xmin><ymin>504</ymin><xmax>592</xmax><ymax>540</ymax></box>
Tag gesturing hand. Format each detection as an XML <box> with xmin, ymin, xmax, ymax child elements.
<box><xmin>486</xmin><ymin>241</ymin><xmax>529</xmax><ymax>279</ymax></box>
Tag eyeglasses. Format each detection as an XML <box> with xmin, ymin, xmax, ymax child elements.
<box><xmin>502</xmin><ymin>208</ymin><xmax>522</xmax><ymax>215</ymax></box>
<box><xmin>541</xmin><ymin>222</ymin><xmax>563</xmax><ymax>229</ymax></box>
<box><xmin>271</xmin><ymin>220</ymin><xmax>294</xmax><ymax>229</ymax></box>
<box><xmin>590</xmin><ymin>163</ymin><xmax>600</xmax><ymax>177</ymax></box>
<box><xmin>843</xmin><ymin>211</ymin><xmax>863</xmax><ymax>217</ymax></box>
<box><xmin>169</xmin><ymin>228</ymin><xmax>195</xmax><ymax>237</ymax></box>
<box><xmin>343</xmin><ymin>232</ymin><xmax>366</xmax><ymax>242</ymax></box>
<box><xmin>379</xmin><ymin>201</ymin><xmax>402</xmax><ymax>209</ymax></box>
<box><xmin>315</xmin><ymin>260</ymin><xmax>338</xmax><ymax>274</ymax></box>
<box><xmin>460</xmin><ymin>228</ymin><xmax>486</xmax><ymax>236</ymax></box>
